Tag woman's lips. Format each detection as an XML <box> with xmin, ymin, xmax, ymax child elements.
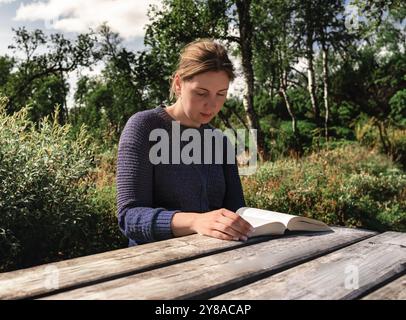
<box><xmin>200</xmin><ymin>112</ymin><xmax>212</xmax><ymax>118</ymax></box>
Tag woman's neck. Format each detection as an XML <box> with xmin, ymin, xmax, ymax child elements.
<box><xmin>165</xmin><ymin>101</ymin><xmax>201</xmax><ymax>128</ymax></box>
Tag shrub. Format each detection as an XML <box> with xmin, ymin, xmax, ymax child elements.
<box><xmin>354</xmin><ymin>115</ymin><xmax>406</xmax><ymax>169</ymax></box>
<box><xmin>266</xmin><ymin>120</ymin><xmax>317</xmax><ymax>161</ymax></box>
<box><xmin>0</xmin><ymin>97</ymin><xmax>125</xmax><ymax>272</ymax></box>
<box><xmin>388</xmin><ymin>129</ymin><xmax>406</xmax><ymax>169</ymax></box>
<box><xmin>389</xmin><ymin>89</ymin><xmax>406</xmax><ymax>125</ymax></box>
<box><xmin>242</xmin><ymin>143</ymin><xmax>406</xmax><ymax>232</ymax></box>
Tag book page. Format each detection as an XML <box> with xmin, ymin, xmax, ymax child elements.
<box><xmin>251</xmin><ymin>221</ymin><xmax>286</xmax><ymax>236</ymax></box>
<box><xmin>287</xmin><ymin>217</ymin><xmax>331</xmax><ymax>231</ymax></box>
<box><xmin>237</xmin><ymin>207</ymin><xmax>295</xmax><ymax>227</ymax></box>
<box><xmin>236</xmin><ymin>212</ymin><xmax>286</xmax><ymax>236</ymax></box>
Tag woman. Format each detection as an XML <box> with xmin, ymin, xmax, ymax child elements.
<box><xmin>117</xmin><ymin>39</ymin><xmax>253</xmax><ymax>246</ymax></box>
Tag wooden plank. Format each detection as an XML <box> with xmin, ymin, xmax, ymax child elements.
<box><xmin>41</xmin><ymin>227</ymin><xmax>376</xmax><ymax>300</ymax></box>
<box><xmin>213</xmin><ymin>232</ymin><xmax>406</xmax><ymax>300</ymax></box>
<box><xmin>361</xmin><ymin>275</ymin><xmax>406</xmax><ymax>300</ymax></box>
<box><xmin>0</xmin><ymin>234</ymin><xmax>258</xmax><ymax>300</ymax></box>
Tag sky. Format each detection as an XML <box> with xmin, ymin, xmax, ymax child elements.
<box><xmin>0</xmin><ymin>0</ymin><xmax>170</xmax><ymax>108</ymax></box>
<box><xmin>0</xmin><ymin>0</ymin><xmax>247</xmax><ymax>106</ymax></box>
<box><xmin>0</xmin><ymin>0</ymin><xmax>160</xmax><ymax>55</ymax></box>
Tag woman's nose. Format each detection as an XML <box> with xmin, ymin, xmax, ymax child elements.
<box><xmin>204</xmin><ymin>95</ymin><xmax>217</xmax><ymax>109</ymax></box>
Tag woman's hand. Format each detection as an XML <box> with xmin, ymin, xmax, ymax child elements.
<box><xmin>192</xmin><ymin>208</ymin><xmax>254</xmax><ymax>241</ymax></box>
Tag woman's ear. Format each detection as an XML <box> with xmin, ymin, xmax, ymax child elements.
<box><xmin>174</xmin><ymin>74</ymin><xmax>182</xmax><ymax>97</ymax></box>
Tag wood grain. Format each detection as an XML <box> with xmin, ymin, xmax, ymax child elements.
<box><xmin>0</xmin><ymin>234</ymin><xmax>258</xmax><ymax>299</ymax></box>
<box><xmin>361</xmin><ymin>274</ymin><xmax>406</xmax><ymax>300</ymax></box>
<box><xmin>213</xmin><ymin>231</ymin><xmax>406</xmax><ymax>300</ymax></box>
<box><xmin>40</xmin><ymin>227</ymin><xmax>376</xmax><ymax>300</ymax></box>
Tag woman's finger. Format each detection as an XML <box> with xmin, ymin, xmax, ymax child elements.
<box><xmin>219</xmin><ymin>209</ymin><xmax>253</xmax><ymax>235</ymax></box>
<box><xmin>216</xmin><ymin>215</ymin><xmax>249</xmax><ymax>239</ymax></box>
<box><xmin>209</xmin><ymin>229</ymin><xmax>238</xmax><ymax>241</ymax></box>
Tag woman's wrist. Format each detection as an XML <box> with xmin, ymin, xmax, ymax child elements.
<box><xmin>171</xmin><ymin>212</ymin><xmax>199</xmax><ymax>237</ymax></box>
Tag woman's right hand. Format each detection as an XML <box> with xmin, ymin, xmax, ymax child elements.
<box><xmin>192</xmin><ymin>208</ymin><xmax>254</xmax><ymax>241</ymax></box>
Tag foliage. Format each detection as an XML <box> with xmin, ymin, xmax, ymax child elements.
<box><xmin>0</xmin><ymin>97</ymin><xmax>125</xmax><ymax>272</ymax></box>
<box><xmin>242</xmin><ymin>143</ymin><xmax>406</xmax><ymax>232</ymax></box>
<box><xmin>1</xmin><ymin>27</ymin><xmax>97</xmax><ymax>122</ymax></box>
<box><xmin>264</xmin><ymin>119</ymin><xmax>318</xmax><ymax>160</ymax></box>
<box><xmin>389</xmin><ymin>89</ymin><xmax>406</xmax><ymax>125</ymax></box>
<box><xmin>0</xmin><ymin>1</ymin><xmax>405</xmax><ymax>271</ymax></box>
<box><xmin>354</xmin><ymin>115</ymin><xmax>406</xmax><ymax>169</ymax></box>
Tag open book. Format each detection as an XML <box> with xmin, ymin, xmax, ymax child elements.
<box><xmin>237</xmin><ymin>207</ymin><xmax>331</xmax><ymax>237</ymax></box>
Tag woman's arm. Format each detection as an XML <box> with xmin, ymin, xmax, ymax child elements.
<box><xmin>117</xmin><ymin>113</ymin><xmax>179</xmax><ymax>243</ymax></box>
<box><xmin>170</xmin><ymin>135</ymin><xmax>251</xmax><ymax>241</ymax></box>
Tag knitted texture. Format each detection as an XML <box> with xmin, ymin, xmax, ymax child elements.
<box><xmin>117</xmin><ymin>106</ymin><xmax>245</xmax><ymax>246</ymax></box>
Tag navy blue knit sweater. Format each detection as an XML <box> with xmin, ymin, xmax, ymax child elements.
<box><xmin>116</xmin><ymin>105</ymin><xmax>246</xmax><ymax>246</ymax></box>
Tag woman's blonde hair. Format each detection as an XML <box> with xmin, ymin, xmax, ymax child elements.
<box><xmin>169</xmin><ymin>39</ymin><xmax>235</xmax><ymax>101</ymax></box>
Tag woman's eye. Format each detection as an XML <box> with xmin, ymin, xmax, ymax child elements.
<box><xmin>195</xmin><ymin>92</ymin><xmax>226</xmax><ymax>97</ymax></box>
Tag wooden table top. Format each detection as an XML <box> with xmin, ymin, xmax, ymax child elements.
<box><xmin>0</xmin><ymin>227</ymin><xmax>405</xmax><ymax>300</ymax></box>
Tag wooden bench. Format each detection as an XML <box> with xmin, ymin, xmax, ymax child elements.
<box><xmin>0</xmin><ymin>227</ymin><xmax>404</xmax><ymax>300</ymax></box>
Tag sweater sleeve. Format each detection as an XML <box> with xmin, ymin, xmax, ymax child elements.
<box><xmin>221</xmin><ymin>135</ymin><xmax>246</xmax><ymax>212</ymax></box>
<box><xmin>116</xmin><ymin>113</ymin><xmax>178</xmax><ymax>243</ymax></box>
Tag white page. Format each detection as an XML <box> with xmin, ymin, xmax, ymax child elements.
<box><xmin>238</xmin><ymin>207</ymin><xmax>294</xmax><ymax>227</ymax></box>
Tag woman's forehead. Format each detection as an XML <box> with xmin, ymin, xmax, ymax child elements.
<box><xmin>186</xmin><ymin>71</ymin><xmax>230</xmax><ymax>89</ymax></box>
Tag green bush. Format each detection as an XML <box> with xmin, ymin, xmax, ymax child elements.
<box><xmin>354</xmin><ymin>115</ymin><xmax>406</xmax><ymax>169</ymax></box>
<box><xmin>0</xmin><ymin>97</ymin><xmax>125</xmax><ymax>272</ymax></box>
<box><xmin>389</xmin><ymin>89</ymin><xmax>406</xmax><ymax>125</ymax></box>
<box><xmin>334</xmin><ymin>101</ymin><xmax>360</xmax><ymax>128</ymax></box>
<box><xmin>266</xmin><ymin>120</ymin><xmax>317</xmax><ymax>161</ymax></box>
<box><xmin>388</xmin><ymin>129</ymin><xmax>406</xmax><ymax>169</ymax></box>
<box><xmin>242</xmin><ymin>143</ymin><xmax>406</xmax><ymax>232</ymax></box>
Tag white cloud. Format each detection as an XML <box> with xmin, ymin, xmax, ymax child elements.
<box><xmin>0</xmin><ymin>0</ymin><xmax>16</xmax><ymax>4</ymax></box>
<box><xmin>14</xmin><ymin>0</ymin><xmax>161</xmax><ymax>39</ymax></box>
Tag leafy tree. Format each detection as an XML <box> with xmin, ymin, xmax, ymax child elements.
<box><xmin>145</xmin><ymin>0</ymin><xmax>267</xmax><ymax>160</ymax></box>
<box><xmin>27</xmin><ymin>74</ymin><xmax>68</xmax><ymax>124</ymax></box>
<box><xmin>0</xmin><ymin>56</ymin><xmax>15</xmax><ymax>87</ymax></box>
<box><xmin>252</xmin><ymin>0</ymin><xmax>301</xmax><ymax>136</ymax></box>
<box><xmin>5</xmin><ymin>27</ymin><xmax>98</xmax><ymax>123</ymax></box>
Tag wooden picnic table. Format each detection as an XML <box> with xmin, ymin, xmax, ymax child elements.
<box><xmin>0</xmin><ymin>227</ymin><xmax>405</xmax><ymax>300</ymax></box>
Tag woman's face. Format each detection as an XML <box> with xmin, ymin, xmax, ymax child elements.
<box><xmin>177</xmin><ymin>70</ymin><xmax>230</xmax><ymax>127</ymax></box>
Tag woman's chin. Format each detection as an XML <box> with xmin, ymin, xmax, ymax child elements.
<box><xmin>199</xmin><ymin>112</ymin><xmax>213</xmax><ymax>123</ymax></box>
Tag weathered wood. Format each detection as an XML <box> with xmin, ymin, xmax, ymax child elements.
<box><xmin>361</xmin><ymin>275</ymin><xmax>406</xmax><ymax>300</ymax></box>
<box><xmin>213</xmin><ymin>232</ymin><xmax>406</xmax><ymax>300</ymax></box>
<box><xmin>0</xmin><ymin>234</ymin><xmax>259</xmax><ymax>300</ymax></box>
<box><xmin>41</xmin><ymin>227</ymin><xmax>376</xmax><ymax>300</ymax></box>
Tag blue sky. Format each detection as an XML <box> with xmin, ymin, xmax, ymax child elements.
<box><xmin>0</xmin><ymin>0</ymin><xmax>165</xmax><ymax>108</ymax></box>
<box><xmin>0</xmin><ymin>0</ymin><xmax>41</xmax><ymax>55</ymax></box>
<box><xmin>0</xmin><ymin>0</ymin><xmax>159</xmax><ymax>56</ymax></box>
<box><xmin>0</xmin><ymin>0</ymin><xmax>248</xmax><ymax>103</ymax></box>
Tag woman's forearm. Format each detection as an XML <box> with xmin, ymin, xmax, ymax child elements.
<box><xmin>170</xmin><ymin>212</ymin><xmax>199</xmax><ymax>237</ymax></box>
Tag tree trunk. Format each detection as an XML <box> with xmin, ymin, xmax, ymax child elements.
<box><xmin>280</xmin><ymin>89</ymin><xmax>297</xmax><ymax>134</ymax></box>
<box><xmin>304</xmin><ymin>7</ymin><xmax>320</xmax><ymax>128</ymax></box>
<box><xmin>229</xmin><ymin>107</ymin><xmax>250</xmax><ymax>131</ymax></box>
<box><xmin>59</xmin><ymin>67</ymin><xmax>68</xmax><ymax>124</ymax></box>
<box><xmin>376</xmin><ymin>120</ymin><xmax>388</xmax><ymax>154</ymax></box>
<box><xmin>280</xmin><ymin>70</ymin><xmax>297</xmax><ymax>134</ymax></box>
<box><xmin>307</xmin><ymin>43</ymin><xmax>320</xmax><ymax>127</ymax></box>
<box><xmin>236</xmin><ymin>0</ymin><xmax>266</xmax><ymax>162</ymax></box>
<box><xmin>322</xmin><ymin>45</ymin><xmax>329</xmax><ymax>140</ymax></box>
